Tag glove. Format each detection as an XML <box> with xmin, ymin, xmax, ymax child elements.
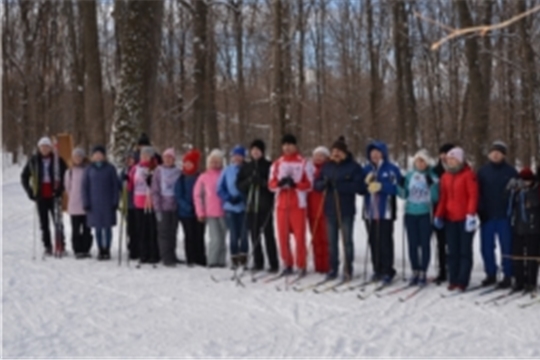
<box><xmin>398</xmin><ymin>176</ymin><xmax>406</xmax><ymax>188</ymax></box>
<box><xmin>465</xmin><ymin>215</ymin><xmax>477</xmax><ymax>233</ymax></box>
<box><xmin>278</xmin><ymin>177</ymin><xmax>295</xmax><ymax>188</ymax></box>
<box><xmin>365</xmin><ymin>172</ymin><xmax>375</xmax><ymax>185</ymax></box>
<box><xmin>425</xmin><ymin>174</ymin><xmax>434</xmax><ymax>187</ymax></box>
<box><xmin>367</xmin><ymin>182</ymin><xmax>382</xmax><ymax>194</ymax></box>
<box><xmin>228</xmin><ymin>196</ymin><xmax>243</xmax><ymax>205</ymax></box>
<box><xmin>323</xmin><ymin>177</ymin><xmax>334</xmax><ymax>190</ymax></box>
<box><xmin>434</xmin><ymin>217</ymin><xmax>444</xmax><ymax>230</ymax></box>
<box><xmin>155</xmin><ymin>212</ymin><xmax>163</xmax><ymax>222</ymax></box>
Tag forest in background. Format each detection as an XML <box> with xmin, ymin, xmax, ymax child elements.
<box><xmin>2</xmin><ymin>0</ymin><xmax>540</xmax><ymax>168</ymax></box>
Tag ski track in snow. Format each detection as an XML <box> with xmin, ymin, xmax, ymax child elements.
<box><xmin>2</xmin><ymin>165</ymin><xmax>539</xmax><ymax>358</ymax></box>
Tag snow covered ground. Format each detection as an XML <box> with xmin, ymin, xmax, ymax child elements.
<box><xmin>2</xmin><ymin>164</ymin><xmax>539</xmax><ymax>358</ymax></box>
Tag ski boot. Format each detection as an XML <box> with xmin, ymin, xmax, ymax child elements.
<box><xmin>496</xmin><ymin>276</ymin><xmax>511</xmax><ymax>289</ymax></box>
<box><xmin>409</xmin><ymin>271</ymin><xmax>420</xmax><ymax>286</ymax></box>
<box><xmin>481</xmin><ymin>275</ymin><xmax>497</xmax><ymax>287</ymax></box>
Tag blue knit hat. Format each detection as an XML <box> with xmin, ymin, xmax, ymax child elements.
<box><xmin>231</xmin><ymin>145</ymin><xmax>245</xmax><ymax>157</ymax></box>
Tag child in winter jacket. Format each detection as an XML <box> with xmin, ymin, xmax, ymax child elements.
<box><xmin>398</xmin><ymin>149</ymin><xmax>439</xmax><ymax>285</ymax></box>
<box><xmin>217</xmin><ymin>145</ymin><xmax>248</xmax><ymax>269</ymax></box>
<box><xmin>269</xmin><ymin>134</ymin><xmax>312</xmax><ymax>276</ymax></box>
<box><xmin>194</xmin><ymin>149</ymin><xmax>226</xmax><ymax>267</ymax></box>
<box><xmin>64</xmin><ymin>148</ymin><xmax>92</xmax><ymax>258</ymax></box>
<box><xmin>307</xmin><ymin>146</ymin><xmax>331</xmax><ymax>274</ymax></box>
<box><xmin>129</xmin><ymin>146</ymin><xmax>160</xmax><ymax>265</ymax></box>
<box><xmin>508</xmin><ymin>168</ymin><xmax>540</xmax><ymax>293</ymax></box>
<box><xmin>82</xmin><ymin>146</ymin><xmax>119</xmax><ymax>260</ymax></box>
<box><xmin>175</xmin><ymin>149</ymin><xmax>206</xmax><ymax>266</ymax></box>
<box><xmin>151</xmin><ymin>148</ymin><xmax>181</xmax><ymax>266</ymax></box>
<box><xmin>434</xmin><ymin>147</ymin><xmax>478</xmax><ymax>291</ymax></box>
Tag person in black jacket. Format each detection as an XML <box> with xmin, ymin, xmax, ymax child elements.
<box><xmin>432</xmin><ymin>143</ymin><xmax>454</xmax><ymax>284</ymax></box>
<box><xmin>236</xmin><ymin>139</ymin><xmax>279</xmax><ymax>273</ymax></box>
<box><xmin>21</xmin><ymin>137</ymin><xmax>68</xmax><ymax>255</ymax></box>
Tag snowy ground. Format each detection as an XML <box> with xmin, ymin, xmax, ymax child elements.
<box><xmin>2</xmin><ymin>164</ymin><xmax>539</xmax><ymax>358</ymax></box>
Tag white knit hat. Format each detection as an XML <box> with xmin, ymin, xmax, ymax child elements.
<box><xmin>313</xmin><ymin>146</ymin><xmax>330</xmax><ymax>157</ymax></box>
<box><xmin>207</xmin><ymin>148</ymin><xmax>224</xmax><ymax>168</ymax></box>
<box><xmin>413</xmin><ymin>149</ymin><xmax>433</xmax><ymax>166</ymax></box>
<box><xmin>72</xmin><ymin>148</ymin><xmax>86</xmax><ymax>158</ymax></box>
<box><xmin>37</xmin><ymin>137</ymin><xmax>52</xmax><ymax>147</ymax></box>
<box><xmin>447</xmin><ymin>147</ymin><xmax>465</xmax><ymax>163</ymax></box>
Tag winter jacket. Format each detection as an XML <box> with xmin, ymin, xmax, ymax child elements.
<box><xmin>128</xmin><ymin>162</ymin><xmax>154</xmax><ymax>210</ymax></box>
<box><xmin>217</xmin><ymin>164</ymin><xmax>245</xmax><ymax>213</ymax></box>
<box><xmin>398</xmin><ymin>167</ymin><xmax>439</xmax><ymax>216</ymax></box>
<box><xmin>435</xmin><ymin>164</ymin><xmax>478</xmax><ymax>222</ymax></box>
<box><xmin>64</xmin><ymin>165</ymin><xmax>88</xmax><ymax>215</ymax></box>
<box><xmin>82</xmin><ymin>162</ymin><xmax>119</xmax><ymax>228</ymax></box>
<box><xmin>174</xmin><ymin>173</ymin><xmax>199</xmax><ymax>218</ymax></box>
<box><xmin>193</xmin><ymin>169</ymin><xmax>224</xmax><ymax>218</ymax></box>
<box><xmin>362</xmin><ymin>141</ymin><xmax>402</xmax><ymax>221</ymax></box>
<box><xmin>509</xmin><ymin>183</ymin><xmax>540</xmax><ymax>235</ymax></box>
<box><xmin>236</xmin><ymin>157</ymin><xmax>274</xmax><ymax>213</ymax></box>
<box><xmin>477</xmin><ymin>161</ymin><xmax>518</xmax><ymax>222</ymax></box>
<box><xmin>313</xmin><ymin>153</ymin><xmax>364</xmax><ymax>218</ymax></box>
<box><xmin>21</xmin><ymin>153</ymin><xmax>67</xmax><ymax>200</ymax></box>
<box><xmin>151</xmin><ymin>165</ymin><xmax>180</xmax><ymax>213</ymax></box>
<box><xmin>268</xmin><ymin>152</ymin><xmax>311</xmax><ymax>210</ymax></box>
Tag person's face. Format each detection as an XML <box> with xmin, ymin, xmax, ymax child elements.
<box><xmin>446</xmin><ymin>157</ymin><xmax>460</xmax><ymax>169</ymax></box>
<box><xmin>72</xmin><ymin>154</ymin><xmax>83</xmax><ymax>166</ymax></box>
<box><xmin>415</xmin><ymin>158</ymin><xmax>428</xmax><ymax>172</ymax></box>
<box><xmin>330</xmin><ymin>149</ymin><xmax>345</xmax><ymax>163</ymax></box>
<box><xmin>183</xmin><ymin>161</ymin><xmax>194</xmax><ymax>172</ymax></box>
<box><xmin>488</xmin><ymin>150</ymin><xmax>505</xmax><ymax>164</ymax></box>
<box><xmin>39</xmin><ymin>145</ymin><xmax>52</xmax><ymax>157</ymax></box>
<box><xmin>126</xmin><ymin>157</ymin><xmax>135</xmax><ymax>167</ymax></box>
<box><xmin>313</xmin><ymin>152</ymin><xmax>328</xmax><ymax>165</ymax></box>
<box><xmin>164</xmin><ymin>154</ymin><xmax>175</xmax><ymax>167</ymax></box>
<box><xmin>251</xmin><ymin>147</ymin><xmax>262</xmax><ymax>160</ymax></box>
<box><xmin>92</xmin><ymin>152</ymin><xmax>105</xmax><ymax>162</ymax></box>
<box><xmin>370</xmin><ymin>149</ymin><xmax>383</xmax><ymax>164</ymax></box>
<box><xmin>282</xmin><ymin>143</ymin><xmax>296</xmax><ymax>156</ymax></box>
<box><xmin>231</xmin><ymin>154</ymin><xmax>244</xmax><ymax>165</ymax></box>
<box><xmin>209</xmin><ymin>156</ymin><xmax>222</xmax><ymax>169</ymax></box>
<box><xmin>141</xmin><ymin>153</ymin><xmax>152</xmax><ymax>163</ymax></box>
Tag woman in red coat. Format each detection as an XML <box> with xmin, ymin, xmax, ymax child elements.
<box><xmin>434</xmin><ymin>147</ymin><xmax>479</xmax><ymax>291</ymax></box>
<box><xmin>306</xmin><ymin>146</ymin><xmax>330</xmax><ymax>273</ymax></box>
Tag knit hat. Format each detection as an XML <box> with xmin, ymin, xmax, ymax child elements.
<box><xmin>413</xmin><ymin>149</ymin><xmax>433</xmax><ymax>166</ymax></box>
<box><xmin>140</xmin><ymin>146</ymin><xmax>155</xmax><ymax>157</ymax></box>
<box><xmin>313</xmin><ymin>146</ymin><xmax>330</xmax><ymax>157</ymax></box>
<box><xmin>446</xmin><ymin>147</ymin><xmax>465</xmax><ymax>163</ymax></box>
<box><xmin>250</xmin><ymin>139</ymin><xmax>266</xmax><ymax>154</ymax></box>
<box><xmin>519</xmin><ymin>167</ymin><xmax>535</xmax><ymax>181</ymax></box>
<box><xmin>231</xmin><ymin>145</ymin><xmax>246</xmax><ymax>157</ymax></box>
<box><xmin>489</xmin><ymin>140</ymin><xmax>507</xmax><ymax>156</ymax></box>
<box><xmin>37</xmin><ymin>137</ymin><xmax>52</xmax><ymax>147</ymax></box>
<box><xmin>439</xmin><ymin>143</ymin><xmax>455</xmax><ymax>154</ymax></box>
<box><xmin>162</xmin><ymin>147</ymin><xmax>176</xmax><ymax>160</ymax></box>
<box><xmin>183</xmin><ymin>149</ymin><xmax>201</xmax><ymax>165</ymax></box>
<box><xmin>331</xmin><ymin>136</ymin><xmax>348</xmax><ymax>153</ymax></box>
<box><xmin>91</xmin><ymin>145</ymin><xmax>106</xmax><ymax>155</ymax></box>
<box><xmin>72</xmin><ymin>148</ymin><xmax>86</xmax><ymax>158</ymax></box>
<box><xmin>137</xmin><ymin>133</ymin><xmax>151</xmax><ymax>146</ymax></box>
<box><xmin>207</xmin><ymin>149</ymin><xmax>224</xmax><ymax>169</ymax></box>
<box><xmin>281</xmin><ymin>134</ymin><xmax>297</xmax><ymax>145</ymax></box>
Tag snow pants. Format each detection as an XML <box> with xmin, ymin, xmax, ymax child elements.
<box><xmin>512</xmin><ymin>233</ymin><xmax>539</xmax><ymax>288</ymax></box>
<box><xmin>248</xmin><ymin>210</ymin><xmax>279</xmax><ymax>271</ymax></box>
<box><xmin>307</xmin><ymin>196</ymin><xmax>329</xmax><ymax>273</ymax></box>
<box><xmin>367</xmin><ymin>219</ymin><xmax>396</xmax><ymax>278</ymax></box>
<box><xmin>327</xmin><ymin>215</ymin><xmax>354</xmax><ymax>277</ymax></box>
<box><xmin>70</xmin><ymin>215</ymin><xmax>92</xmax><ymax>254</ymax></box>
<box><xmin>276</xmin><ymin>207</ymin><xmax>307</xmax><ymax>270</ymax></box>
<box><xmin>180</xmin><ymin>217</ymin><xmax>207</xmax><ymax>266</ymax></box>
<box><xmin>225</xmin><ymin>211</ymin><xmax>249</xmax><ymax>257</ymax></box>
<box><xmin>405</xmin><ymin>214</ymin><xmax>432</xmax><ymax>273</ymax></box>
<box><xmin>446</xmin><ymin>221</ymin><xmax>474</xmax><ymax>288</ymax></box>
<box><xmin>127</xmin><ymin>209</ymin><xmax>138</xmax><ymax>260</ymax></box>
<box><xmin>36</xmin><ymin>198</ymin><xmax>55</xmax><ymax>251</ymax></box>
<box><xmin>157</xmin><ymin>210</ymin><xmax>178</xmax><ymax>265</ymax></box>
<box><xmin>480</xmin><ymin>219</ymin><xmax>513</xmax><ymax>278</ymax></box>
<box><xmin>206</xmin><ymin>217</ymin><xmax>227</xmax><ymax>267</ymax></box>
<box><xmin>136</xmin><ymin>209</ymin><xmax>159</xmax><ymax>264</ymax></box>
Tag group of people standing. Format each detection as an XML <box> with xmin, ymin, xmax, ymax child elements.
<box><xmin>21</xmin><ymin>133</ymin><xmax>539</xmax><ymax>293</ymax></box>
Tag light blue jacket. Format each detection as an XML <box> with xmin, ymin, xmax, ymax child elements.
<box><xmin>398</xmin><ymin>167</ymin><xmax>439</xmax><ymax>215</ymax></box>
<box><xmin>217</xmin><ymin>164</ymin><xmax>245</xmax><ymax>213</ymax></box>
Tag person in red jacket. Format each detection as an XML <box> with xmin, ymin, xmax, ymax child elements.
<box><xmin>434</xmin><ymin>147</ymin><xmax>479</xmax><ymax>291</ymax></box>
<box><xmin>306</xmin><ymin>146</ymin><xmax>330</xmax><ymax>274</ymax></box>
<box><xmin>269</xmin><ymin>134</ymin><xmax>311</xmax><ymax>276</ymax></box>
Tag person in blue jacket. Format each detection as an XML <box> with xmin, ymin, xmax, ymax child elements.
<box><xmin>363</xmin><ymin>141</ymin><xmax>403</xmax><ymax>284</ymax></box>
<box><xmin>398</xmin><ymin>149</ymin><xmax>439</xmax><ymax>286</ymax></box>
<box><xmin>217</xmin><ymin>145</ymin><xmax>248</xmax><ymax>269</ymax></box>
<box><xmin>314</xmin><ymin>136</ymin><xmax>364</xmax><ymax>281</ymax></box>
<box><xmin>477</xmin><ymin>141</ymin><xmax>518</xmax><ymax>288</ymax></box>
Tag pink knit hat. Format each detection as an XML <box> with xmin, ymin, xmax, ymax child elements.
<box><xmin>162</xmin><ymin>148</ymin><xmax>176</xmax><ymax>159</ymax></box>
<box><xmin>447</xmin><ymin>147</ymin><xmax>464</xmax><ymax>163</ymax></box>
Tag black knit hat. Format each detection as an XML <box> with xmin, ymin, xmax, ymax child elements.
<box><xmin>137</xmin><ymin>133</ymin><xmax>151</xmax><ymax>146</ymax></box>
<box><xmin>281</xmin><ymin>134</ymin><xmax>297</xmax><ymax>145</ymax></box>
<box><xmin>331</xmin><ymin>136</ymin><xmax>348</xmax><ymax>153</ymax></box>
<box><xmin>250</xmin><ymin>139</ymin><xmax>266</xmax><ymax>153</ymax></box>
<box><xmin>439</xmin><ymin>143</ymin><xmax>455</xmax><ymax>154</ymax></box>
<box><xmin>92</xmin><ymin>145</ymin><xmax>106</xmax><ymax>155</ymax></box>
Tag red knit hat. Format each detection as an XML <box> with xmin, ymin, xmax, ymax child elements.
<box><xmin>183</xmin><ymin>149</ymin><xmax>201</xmax><ymax>174</ymax></box>
<box><xmin>519</xmin><ymin>167</ymin><xmax>535</xmax><ymax>181</ymax></box>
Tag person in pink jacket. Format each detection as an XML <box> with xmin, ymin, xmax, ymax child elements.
<box><xmin>64</xmin><ymin>148</ymin><xmax>92</xmax><ymax>259</ymax></box>
<box><xmin>193</xmin><ymin>149</ymin><xmax>226</xmax><ymax>267</ymax></box>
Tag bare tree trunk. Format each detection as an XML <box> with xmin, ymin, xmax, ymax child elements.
<box><xmin>367</xmin><ymin>0</ymin><xmax>381</xmax><ymax>142</ymax></box>
<box><xmin>191</xmin><ymin>0</ymin><xmax>208</xmax><ymax>158</ymax></box>
<box><xmin>206</xmin><ymin>8</ymin><xmax>219</xmax><ymax>151</ymax></box>
<box><xmin>271</xmin><ymin>0</ymin><xmax>287</xmax><ymax>156</ymax></box>
<box><xmin>232</xmin><ymin>0</ymin><xmax>246</xmax><ymax>144</ymax></box>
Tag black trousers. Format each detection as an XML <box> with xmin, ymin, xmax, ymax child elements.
<box><xmin>367</xmin><ymin>219</ymin><xmax>396</xmax><ymax>277</ymax></box>
<box><xmin>248</xmin><ymin>211</ymin><xmax>279</xmax><ymax>271</ymax></box>
<box><xmin>136</xmin><ymin>209</ymin><xmax>159</xmax><ymax>263</ymax></box>
<box><xmin>36</xmin><ymin>198</ymin><xmax>55</xmax><ymax>250</ymax></box>
<box><xmin>435</xmin><ymin>228</ymin><xmax>447</xmax><ymax>277</ymax></box>
<box><xmin>70</xmin><ymin>215</ymin><xmax>92</xmax><ymax>254</ymax></box>
<box><xmin>127</xmin><ymin>209</ymin><xmax>139</xmax><ymax>260</ymax></box>
<box><xmin>180</xmin><ymin>217</ymin><xmax>207</xmax><ymax>266</ymax></box>
<box><xmin>512</xmin><ymin>233</ymin><xmax>539</xmax><ymax>288</ymax></box>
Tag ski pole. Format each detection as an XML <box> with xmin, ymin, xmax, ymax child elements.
<box><xmin>363</xmin><ymin>218</ymin><xmax>370</xmax><ymax>281</ymax></box>
<box><xmin>402</xmin><ymin>215</ymin><xmax>406</xmax><ymax>281</ymax></box>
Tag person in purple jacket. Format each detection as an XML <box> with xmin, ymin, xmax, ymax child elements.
<box><xmin>151</xmin><ymin>148</ymin><xmax>181</xmax><ymax>266</ymax></box>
